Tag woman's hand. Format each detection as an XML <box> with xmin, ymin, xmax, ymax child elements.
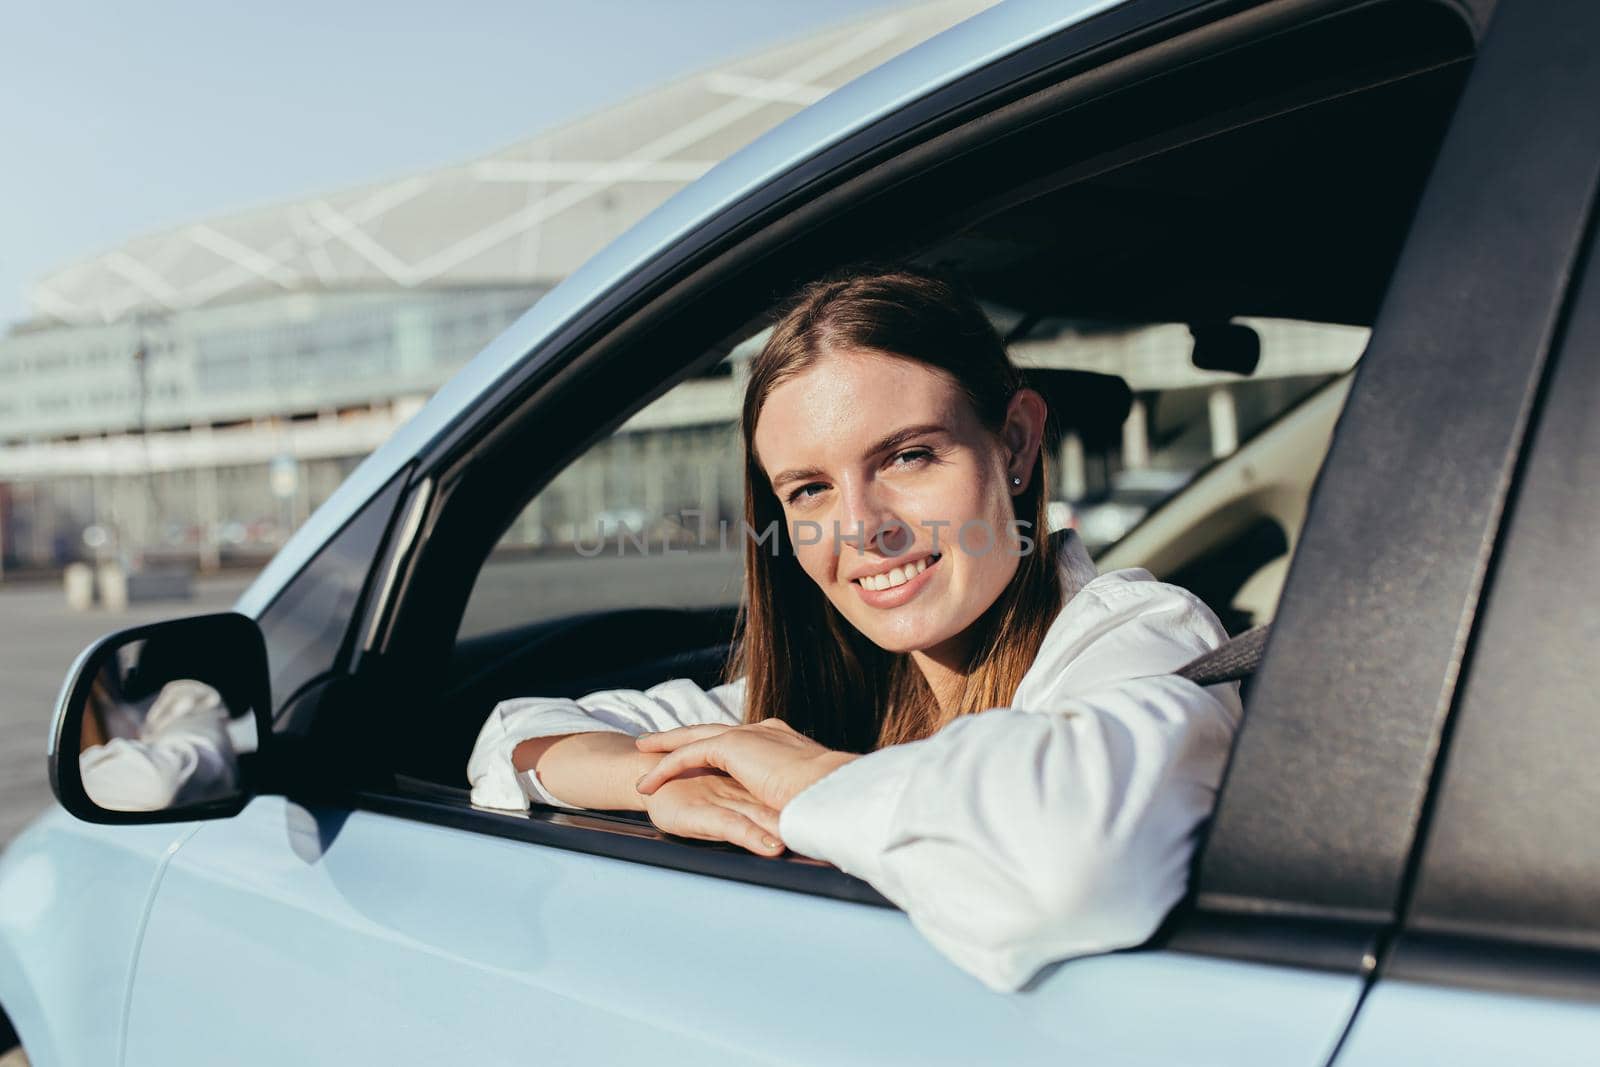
<box><xmin>634</xmin><ymin>719</ymin><xmax>858</xmax><ymax>812</ymax></box>
<box><xmin>641</xmin><ymin>768</ymin><xmax>787</xmax><ymax>857</ymax></box>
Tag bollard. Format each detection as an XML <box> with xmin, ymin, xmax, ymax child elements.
<box><xmin>97</xmin><ymin>561</ymin><xmax>129</xmax><ymax>612</ymax></box>
<box><xmin>64</xmin><ymin>562</ymin><xmax>96</xmax><ymax>611</ymax></box>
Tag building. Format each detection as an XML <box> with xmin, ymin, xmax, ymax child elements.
<box><xmin>0</xmin><ymin>0</ymin><xmax>1365</xmax><ymax>577</ymax></box>
<box><xmin>0</xmin><ymin>0</ymin><xmax>994</xmax><ymax>576</ymax></box>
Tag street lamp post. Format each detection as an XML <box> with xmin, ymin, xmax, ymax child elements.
<box><xmin>128</xmin><ymin>312</ymin><xmax>168</xmax><ymax>571</ymax></box>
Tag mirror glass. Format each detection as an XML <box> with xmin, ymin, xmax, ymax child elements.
<box><xmin>77</xmin><ymin>634</ymin><xmax>260</xmax><ymax>812</ymax></box>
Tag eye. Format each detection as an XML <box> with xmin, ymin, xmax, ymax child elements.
<box><xmin>785</xmin><ymin>482</ymin><xmax>827</xmax><ymax>505</ymax></box>
<box><xmin>891</xmin><ymin>447</ymin><xmax>935</xmax><ymax>468</ymax></box>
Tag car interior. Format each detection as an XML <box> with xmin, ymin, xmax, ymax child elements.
<box><xmin>368</xmin><ymin>0</ymin><xmax>1476</xmax><ymax>794</ymax></box>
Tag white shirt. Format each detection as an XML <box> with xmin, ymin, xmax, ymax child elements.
<box><xmin>80</xmin><ymin>678</ymin><xmax>240</xmax><ymax>812</ymax></box>
<box><xmin>466</xmin><ymin>530</ymin><xmax>1243</xmax><ymax>993</ymax></box>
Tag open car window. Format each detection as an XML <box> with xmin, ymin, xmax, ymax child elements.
<box><xmin>453</xmin><ymin>311</ymin><xmax>1367</xmax><ymax>656</ymax></box>
<box><xmin>376</xmin><ymin>0</ymin><xmax>1474</xmax><ymax>800</ymax></box>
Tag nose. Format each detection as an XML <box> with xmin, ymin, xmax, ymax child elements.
<box><xmin>836</xmin><ymin>472</ymin><xmax>909</xmax><ymax>557</ymax></box>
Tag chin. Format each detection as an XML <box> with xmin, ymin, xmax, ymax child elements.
<box><xmin>864</xmin><ymin>633</ymin><xmax>922</xmax><ymax>654</ymax></box>
<box><xmin>855</xmin><ymin>617</ymin><xmax>958</xmax><ymax>654</ymax></box>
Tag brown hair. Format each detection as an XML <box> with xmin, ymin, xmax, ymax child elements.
<box><xmin>724</xmin><ymin>263</ymin><xmax>1062</xmax><ymax>753</ymax></box>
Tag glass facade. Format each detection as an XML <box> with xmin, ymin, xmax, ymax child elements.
<box><xmin>0</xmin><ymin>286</ymin><xmax>543</xmax><ymax>573</ymax></box>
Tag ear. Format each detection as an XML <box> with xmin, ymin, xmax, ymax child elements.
<box><xmin>1000</xmin><ymin>387</ymin><xmax>1048</xmax><ymax>493</ymax></box>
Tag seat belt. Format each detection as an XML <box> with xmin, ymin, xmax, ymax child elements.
<box><xmin>1175</xmin><ymin>624</ymin><xmax>1269</xmax><ymax>686</ymax></box>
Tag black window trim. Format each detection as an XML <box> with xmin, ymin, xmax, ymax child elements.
<box><xmin>351</xmin><ymin>474</ymin><xmax>434</xmax><ymax>672</ymax></box>
<box><xmin>361</xmin><ymin>781</ymin><xmax>896</xmax><ymax>909</ymax></box>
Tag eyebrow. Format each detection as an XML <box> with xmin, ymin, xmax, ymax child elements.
<box><xmin>769</xmin><ymin>423</ymin><xmax>951</xmax><ymax>490</ymax></box>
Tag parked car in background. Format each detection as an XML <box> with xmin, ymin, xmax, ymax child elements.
<box><xmin>5</xmin><ymin>0</ymin><xmax>1600</xmax><ymax>1064</ymax></box>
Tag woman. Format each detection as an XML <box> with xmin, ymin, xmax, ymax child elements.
<box><xmin>467</xmin><ymin>264</ymin><xmax>1243</xmax><ymax>993</ymax></box>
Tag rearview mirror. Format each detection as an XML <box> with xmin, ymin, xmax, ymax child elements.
<box><xmin>1188</xmin><ymin>321</ymin><xmax>1261</xmax><ymax>376</ymax></box>
<box><xmin>47</xmin><ymin>612</ymin><xmax>271</xmax><ymax>824</ymax></box>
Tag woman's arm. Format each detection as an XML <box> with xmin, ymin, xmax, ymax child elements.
<box><xmin>467</xmin><ymin>676</ymin><xmax>747</xmax><ymax>810</ymax></box>
<box><xmin>480</xmin><ymin>682</ymin><xmax>783</xmax><ymax>855</ymax></box>
<box><xmin>510</xmin><ymin>732</ymin><xmax>660</xmax><ymax>811</ymax></box>
<box><xmin>773</xmin><ymin>574</ymin><xmax>1243</xmax><ymax>993</ymax></box>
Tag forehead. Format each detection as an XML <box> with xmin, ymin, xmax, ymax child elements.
<box><xmin>753</xmin><ymin>348</ymin><xmax>970</xmax><ymax>469</ymax></box>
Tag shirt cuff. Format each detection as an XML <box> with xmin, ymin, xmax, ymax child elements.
<box><xmin>778</xmin><ymin>742</ymin><xmax>924</xmax><ymax>890</ymax></box>
<box><xmin>517</xmin><ymin>766</ymin><xmax>587</xmax><ymax>810</ymax></box>
<box><xmin>468</xmin><ymin>716</ymin><xmax>629</xmax><ymax>812</ymax></box>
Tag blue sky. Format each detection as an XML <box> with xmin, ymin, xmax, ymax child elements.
<box><xmin>0</xmin><ymin>0</ymin><xmax>900</xmax><ymax>328</ymax></box>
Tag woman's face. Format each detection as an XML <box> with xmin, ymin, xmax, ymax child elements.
<box><xmin>753</xmin><ymin>347</ymin><xmax>1045</xmax><ymax>665</ymax></box>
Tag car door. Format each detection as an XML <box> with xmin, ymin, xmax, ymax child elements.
<box><xmin>120</xmin><ymin>0</ymin><xmax>1586</xmax><ymax>1064</ymax></box>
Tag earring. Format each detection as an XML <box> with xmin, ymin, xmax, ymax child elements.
<box><xmin>1011</xmin><ymin>476</ymin><xmax>1022</xmax><ymax>487</ymax></box>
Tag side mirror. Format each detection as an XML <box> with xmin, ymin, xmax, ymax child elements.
<box><xmin>47</xmin><ymin>612</ymin><xmax>271</xmax><ymax>824</ymax></box>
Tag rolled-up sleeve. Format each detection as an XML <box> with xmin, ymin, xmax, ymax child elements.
<box><xmin>467</xmin><ymin>676</ymin><xmax>746</xmax><ymax>811</ymax></box>
<box><xmin>777</xmin><ymin>575</ymin><xmax>1242</xmax><ymax>993</ymax></box>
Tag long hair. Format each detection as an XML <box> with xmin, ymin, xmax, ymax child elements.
<box><xmin>723</xmin><ymin>263</ymin><xmax>1062</xmax><ymax>753</ymax></box>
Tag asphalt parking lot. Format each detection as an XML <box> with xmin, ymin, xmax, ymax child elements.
<box><xmin>0</xmin><ymin>572</ymin><xmax>256</xmax><ymax>849</ymax></box>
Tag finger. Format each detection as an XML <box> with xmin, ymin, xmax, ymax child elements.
<box><xmin>706</xmin><ymin>807</ymin><xmax>785</xmax><ymax>856</ymax></box>
<box><xmin>634</xmin><ymin>723</ymin><xmax>731</xmax><ymax>752</ymax></box>
<box><xmin>707</xmin><ymin>780</ymin><xmax>787</xmax><ymax>838</ymax></box>
<box><xmin>635</xmin><ymin>739</ymin><xmax>726</xmax><ymax>794</ymax></box>
<box><xmin>652</xmin><ymin>803</ymin><xmax>784</xmax><ymax>856</ymax></box>
<box><xmin>711</xmin><ymin>789</ymin><xmax>783</xmax><ymax>838</ymax></box>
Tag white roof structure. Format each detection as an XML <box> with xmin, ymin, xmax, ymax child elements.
<box><xmin>27</xmin><ymin>0</ymin><xmax>994</xmax><ymax>328</ymax></box>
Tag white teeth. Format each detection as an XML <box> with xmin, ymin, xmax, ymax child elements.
<box><xmin>856</xmin><ymin>553</ymin><xmax>939</xmax><ymax>591</ymax></box>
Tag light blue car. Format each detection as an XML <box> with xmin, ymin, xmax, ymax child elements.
<box><xmin>6</xmin><ymin>0</ymin><xmax>1600</xmax><ymax>1063</ymax></box>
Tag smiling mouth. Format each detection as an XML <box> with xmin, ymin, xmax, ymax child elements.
<box><xmin>852</xmin><ymin>552</ymin><xmax>941</xmax><ymax>591</ymax></box>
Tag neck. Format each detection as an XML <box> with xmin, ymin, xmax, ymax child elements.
<box><xmin>910</xmin><ymin>633</ymin><xmax>975</xmax><ymax>716</ymax></box>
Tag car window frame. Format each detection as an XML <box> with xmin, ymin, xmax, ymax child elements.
<box><xmin>305</xmin><ymin>0</ymin><xmax>1499</xmax><ymax>953</ymax></box>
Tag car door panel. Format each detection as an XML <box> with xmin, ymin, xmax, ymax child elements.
<box><xmin>1335</xmin><ymin>982</ymin><xmax>1600</xmax><ymax>1067</ymax></box>
<box><xmin>0</xmin><ymin>813</ymin><xmax>196</xmax><ymax>1067</ymax></box>
<box><xmin>126</xmin><ymin>796</ymin><xmax>1363</xmax><ymax>1066</ymax></box>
